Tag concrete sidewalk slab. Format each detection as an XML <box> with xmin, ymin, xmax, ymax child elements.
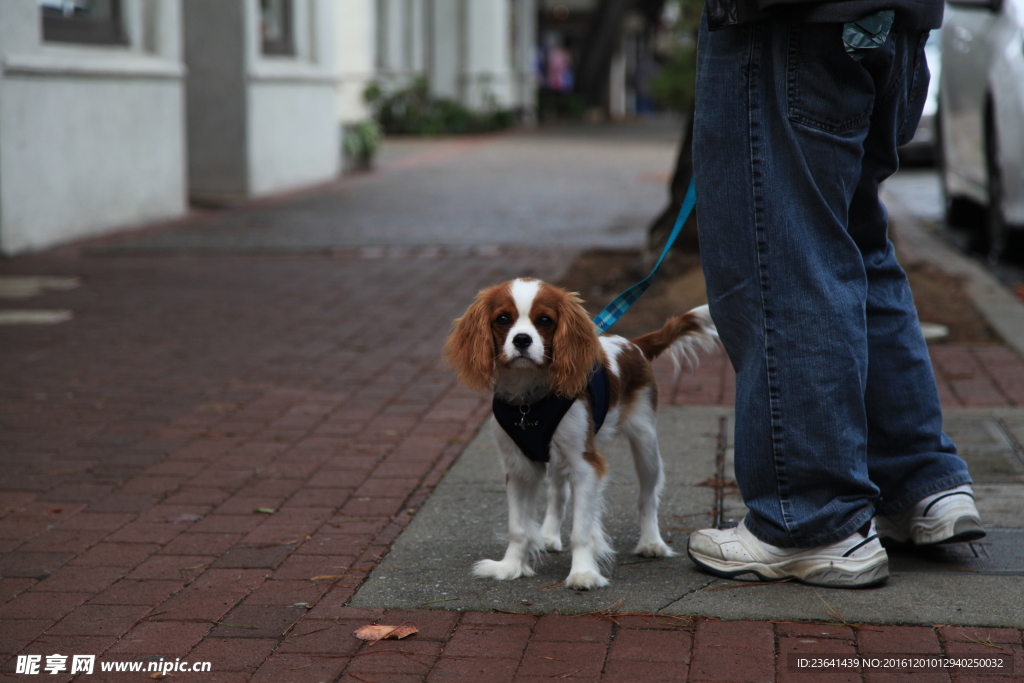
<box><xmin>88</xmin><ymin>125</ymin><xmax>680</xmax><ymax>254</ymax></box>
<box><xmin>350</xmin><ymin>407</ymin><xmax>725</xmax><ymax>615</ymax></box>
<box><xmin>351</xmin><ymin>405</ymin><xmax>1024</xmax><ymax>627</ymax></box>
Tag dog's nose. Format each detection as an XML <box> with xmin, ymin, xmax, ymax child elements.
<box><xmin>512</xmin><ymin>333</ymin><xmax>532</xmax><ymax>350</ymax></box>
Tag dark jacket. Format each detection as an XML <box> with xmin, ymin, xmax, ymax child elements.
<box><xmin>706</xmin><ymin>0</ymin><xmax>943</xmax><ymax>31</ymax></box>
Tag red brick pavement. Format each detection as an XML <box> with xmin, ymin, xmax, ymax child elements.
<box><xmin>2</xmin><ymin>245</ymin><xmax>1024</xmax><ymax>682</ymax></box>
<box><xmin>656</xmin><ymin>340</ymin><xmax>1024</xmax><ymax>409</ymax></box>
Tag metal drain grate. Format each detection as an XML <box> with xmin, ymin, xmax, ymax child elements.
<box><xmin>888</xmin><ymin>529</ymin><xmax>1024</xmax><ymax>575</ymax></box>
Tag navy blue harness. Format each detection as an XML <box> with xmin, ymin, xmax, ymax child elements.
<box><xmin>492</xmin><ymin>364</ymin><xmax>610</xmax><ymax>463</ymax></box>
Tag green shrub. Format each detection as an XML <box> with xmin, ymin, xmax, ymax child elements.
<box><xmin>364</xmin><ymin>76</ymin><xmax>517</xmax><ymax>135</ymax></box>
<box><xmin>649</xmin><ymin>0</ymin><xmax>702</xmax><ymax>115</ymax></box>
<box><xmin>538</xmin><ymin>90</ymin><xmax>587</xmax><ymax>122</ymax></box>
<box><xmin>649</xmin><ymin>40</ymin><xmax>696</xmax><ymax>115</ymax></box>
<box><xmin>342</xmin><ymin>120</ymin><xmax>381</xmax><ymax>168</ymax></box>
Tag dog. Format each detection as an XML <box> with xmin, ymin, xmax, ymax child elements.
<box><xmin>443</xmin><ymin>277</ymin><xmax>718</xmax><ymax>590</ymax></box>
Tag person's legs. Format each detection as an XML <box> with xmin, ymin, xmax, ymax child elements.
<box><xmin>693</xmin><ymin>15</ymin><xmax>970</xmax><ymax>551</ymax></box>
<box><xmin>695</xmin><ymin>15</ymin><xmax>877</xmax><ymax>548</ymax></box>
<box><xmin>847</xmin><ymin>31</ymin><xmax>973</xmax><ymax>515</ymax></box>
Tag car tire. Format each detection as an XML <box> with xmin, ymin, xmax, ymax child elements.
<box><xmin>936</xmin><ymin>107</ymin><xmax>981</xmax><ymax>228</ymax></box>
<box><xmin>984</xmin><ymin>116</ymin><xmax>1009</xmax><ymax>264</ymax></box>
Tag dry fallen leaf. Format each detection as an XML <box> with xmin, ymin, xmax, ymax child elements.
<box><xmin>353</xmin><ymin>623</ymin><xmax>419</xmax><ymax>644</ymax></box>
<box><xmin>310</xmin><ymin>575</ymin><xmax>346</xmax><ymax>581</ymax></box>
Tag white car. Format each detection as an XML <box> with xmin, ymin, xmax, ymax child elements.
<box><xmin>899</xmin><ymin>29</ymin><xmax>942</xmax><ymax>163</ymax></box>
<box><xmin>937</xmin><ymin>0</ymin><xmax>1024</xmax><ymax>261</ymax></box>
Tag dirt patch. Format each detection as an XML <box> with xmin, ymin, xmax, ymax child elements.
<box><xmin>559</xmin><ymin>248</ymin><xmax>999</xmax><ymax>344</ymax></box>
<box><xmin>558</xmin><ymin>249</ymin><xmax>707</xmax><ymax>340</ymax></box>
<box><xmin>904</xmin><ymin>261</ymin><xmax>999</xmax><ymax>343</ymax></box>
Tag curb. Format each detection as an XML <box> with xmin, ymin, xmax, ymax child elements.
<box><xmin>884</xmin><ymin>184</ymin><xmax>1024</xmax><ymax>360</ymax></box>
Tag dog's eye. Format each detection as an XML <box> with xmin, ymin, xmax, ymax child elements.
<box><xmin>536</xmin><ymin>316</ymin><xmax>554</xmax><ymax>329</ymax></box>
<box><xmin>495</xmin><ymin>314</ymin><xmax>512</xmax><ymax>327</ymax></box>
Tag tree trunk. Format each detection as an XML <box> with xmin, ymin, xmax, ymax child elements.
<box><xmin>646</xmin><ymin>107</ymin><xmax>699</xmax><ymax>261</ymax></box>
<box><xmin>574</xmin><ymin>0</ymin><xmax>632</xmax><ymax>108</ymax></box>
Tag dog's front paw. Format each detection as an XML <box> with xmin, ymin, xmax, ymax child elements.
<box><xmin>635</xmin><ymin>540</ymin><xmax>675</xmax><ymax>558</ymax></box>
<box><xmin>472</xmin><ymin>559</ymin><xmax>534</xmax><ymax>581</ymax></box>
<box><xmin>564</xmin><ymin>570</ymin><xmax>609</xmax><ymax>590</ymax></box>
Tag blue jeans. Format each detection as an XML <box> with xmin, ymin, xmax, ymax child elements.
<box><xmin>694</xmin><ymin>14</ymin><xmax>972</xmax><ymax>548</ymax></box>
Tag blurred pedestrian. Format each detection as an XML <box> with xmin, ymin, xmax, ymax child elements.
<box><xmin>634</xmin><ymin>52</ymin><xmax>659</xmax><ymax>115</ymax></box>
<box><xmin>546</xmin><ymin>39</ymin><xmax>574</xmax><ymax>92</ymax></box>
<box><xmin>687</xmin><ymin>0</ymin><xmax>984</xmax><ymax>587</ymax></box>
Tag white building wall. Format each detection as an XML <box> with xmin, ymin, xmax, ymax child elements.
<box><xmin>183</xmin><ymin>0</ymin><xmax>247</xmax><ymax>197</ymax></box>
<box><xmin>247</xmin><ymin>82</ymin><xmax>339</xmax><ymax>194</ymax></box>
<box><xmin>513</xmin><ymin>0</ymin><xmax>538</xmax><ymax>120</ymax></box>
<box><xmin>408</xmin><ymin>0</ymin><xmax>426</xmax><ymax>72</ymax></box>
<box><xmin>335</xmin><ymin>0</ymin><xmax>376</xmax><ymax>122</ymax></box>
<box><xmin>0</xmin><ymin>0</ymin><xmax>187</xmax><ymax>255</ymax></box>
<box><xmin>184</xmin><ymin>0</ymin><xmax>339</xmax><ymax>201</ymax></box>
<box><xmin>427</xmin><ymin>0</ymin><xmax>461</xmax><ymax>100</ymax></box>
<box><xmin>244</xmin><ymin>0</ymin><xmax>339</xmax><ymax>195</ymax></box>
<box><xmin>377</xmin><ymin>0</ymin><xmax>407</xmax><ymax>74</ymax></box>
<box><xmin>462</xmin><ymin>0</ymin><xmax>515</xmax><ymax>108</ymax></box>
<box><xmin>370</xmin><ymin>0</ymin><xmax>536</xmax><ymax>115</ymax></box>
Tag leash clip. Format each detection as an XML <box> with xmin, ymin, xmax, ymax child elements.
<box><xmin>515</xmin><ymin>405</ymin><xmax>539</xmax><ymax>430</ymax></box>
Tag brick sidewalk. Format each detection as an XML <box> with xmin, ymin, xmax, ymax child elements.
<box><xmin>2</xmin><ymin>245</ymin><xmax>1023</xmax><ymax>682</ymax></box>
<box><xmin>657</xmin><ymin>340</ymin><xmax>1024</xmax><ymax>408</ymax></box>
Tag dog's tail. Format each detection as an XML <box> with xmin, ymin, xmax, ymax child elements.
<box><xmin>630</xmin><ymin>304</ymin><xmax>719</xmax><ymax>372</ymax></box>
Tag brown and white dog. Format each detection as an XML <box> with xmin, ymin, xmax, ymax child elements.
<box><xmin>443</xmin><ymin>278</ymin><xmax>718</xmax><ymax>589</ymax></box>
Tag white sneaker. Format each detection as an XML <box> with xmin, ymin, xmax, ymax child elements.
<box><xmin>875</xmin><ymin>485</ymin><xmax>985</xmax><ymax>546</ymax></box>
<box><xmin>687</xmin><ymin>519</ymin><xmax>889</xmax><ymax>588</ymax></box>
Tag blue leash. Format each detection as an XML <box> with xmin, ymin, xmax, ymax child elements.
<box><xmin>592</xmin><ymin>177</ymin><xmax>696</xmax><ymax>334</ymax></box>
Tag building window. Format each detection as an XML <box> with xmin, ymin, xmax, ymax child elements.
<box><xmin>261</xmin><ymin>0</ymin><xmax>295</xmax><ymax>56</ymax></box>
<box><xmin>40</xmin><ymin>0</ymin><xmax>126</xmax><ymax>45</ymax></box>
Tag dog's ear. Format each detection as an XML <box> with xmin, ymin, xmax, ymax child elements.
<box><xmin>443</xmin><ymin>287</ymin><xmax>498</xmax><ymax>394</ymax></box>
<box><xmin>550</xmin><ymin>288</ymin><xmax>602</xmax><ymax>398</ymax></box>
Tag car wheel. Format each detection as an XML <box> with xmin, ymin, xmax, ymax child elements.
<box><xmin>985</xmin><ymin>116</ymin><xmax>1008</xmax><ymax>264</ymax></box>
